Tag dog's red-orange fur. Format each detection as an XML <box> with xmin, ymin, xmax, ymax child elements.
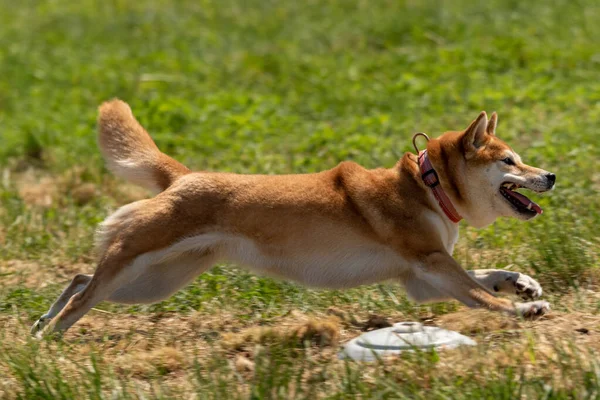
<box><xmin>32</xmin><ymin>100</ymin><xmax>555</xmax><ymax>336</ymax></box>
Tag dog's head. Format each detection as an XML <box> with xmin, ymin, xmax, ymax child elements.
<box><xmin>431</xmin><ymin>112</ymin><xmax>555</xmax><ymax>228</ymax></box>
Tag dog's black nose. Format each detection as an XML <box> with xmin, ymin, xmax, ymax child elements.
<box><xmin>546</xmin><ymin>173</ymin><xmax>556</xmax><ymax>186</ymax></box>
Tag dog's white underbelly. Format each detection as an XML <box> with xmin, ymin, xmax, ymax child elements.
<box><xmin>131</xmin><ymin>232</ymin><xmax>407</xmax><ymax>289</ymax></box>
<box><xmin>229</xmin><ymin>239</ymin><xmax>406</xmax><ymax>289</ymax></box>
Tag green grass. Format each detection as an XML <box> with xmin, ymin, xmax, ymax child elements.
<box><xmin>1</xmin><ymin>0</ymin><xmax>599</xmax><ymax>398</ymax></box>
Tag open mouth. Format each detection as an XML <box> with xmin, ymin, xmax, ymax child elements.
<box><xmin>499</xmin><ymin>182</ymin><xmax>543</xmax><ymax>216</ymax></box>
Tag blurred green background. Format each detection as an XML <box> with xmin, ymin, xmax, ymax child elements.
<box><xmin>1</xmin><ymin>0</ymin><xmax>598</xmax><ymax>284</ymax></box>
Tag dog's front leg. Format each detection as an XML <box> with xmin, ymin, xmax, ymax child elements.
<box><xmin>416</xmin><ymin>252</ymin><xmax>549</xmax><ymax>318</ymax></box>
<box><xmin>467</xmin><ymin>269</ymin><xmax>543</xmax><ymax>300</ymax></box>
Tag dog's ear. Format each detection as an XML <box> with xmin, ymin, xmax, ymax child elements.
<box><xmin>463</xmin><ymin>111</ymin><xmax>488</xmax><ymax>155</ymax></box>
<box><xmin>486</xmin><ymin>112</ymin><xmax>497</xmax><ymax>136</ymax></box>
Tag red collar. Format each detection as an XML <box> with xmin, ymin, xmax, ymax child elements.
<box><xmin>418</xmin><ymin>150</ymin><xmax>462</xmax><ymax>223</ymax></box>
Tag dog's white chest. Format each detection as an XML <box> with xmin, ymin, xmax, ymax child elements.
<box><xmin>424</xmin><ymin>211</ymin><xmax>459</xmax><ymax>255</ymax></box>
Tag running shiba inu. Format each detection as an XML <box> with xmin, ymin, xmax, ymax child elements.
<box><xmin>31</xmin><ymin>100</ymin><xmax>555</xmax><ymax>336</ymax></box>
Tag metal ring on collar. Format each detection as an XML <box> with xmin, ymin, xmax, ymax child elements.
<box><xmin>412</xmin><ymin>132</ymin><xmax>430</xmax><ymax>155</ymax></box>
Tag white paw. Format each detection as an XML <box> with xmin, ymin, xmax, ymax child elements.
<box><xmin>498</xmin><ymin>273</ymin><xmax>542</xmax><ymax>300</ymax></box>
<box><xmin>513</xmin><ymin>273</ymin><xmax>543</xmax><ymax>300</ymax></box>
<box><xmin>30</xmin><ymin>314</ymin><xmax>51</xmax><ymax>336</ymax></box>
<box><xmin>516</xmin><ymin>301</ymin><xmax>550</xmax><ymax>319</ymax></box>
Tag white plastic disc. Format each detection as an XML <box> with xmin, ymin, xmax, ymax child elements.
<box><xmin>339</xmin><ymin>321</ymin><xmax>476</xmax><ymax>361</ymax></box>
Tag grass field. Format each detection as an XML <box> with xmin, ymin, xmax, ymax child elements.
<box><xmin>1</xmin><ymin>0</ymin><xmax>599</xmax><ymax>398</ymax></box>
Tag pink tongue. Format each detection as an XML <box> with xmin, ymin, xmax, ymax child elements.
<box><xmin>509</xmin><ymin>190</ymin><xmax>543</xmax><ymax>214</ymax></box>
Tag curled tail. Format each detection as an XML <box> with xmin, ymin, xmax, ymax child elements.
<box><xmin>97</xmin><ymin>99</ymin><xmax>190</xmax><ymax>193</ymax></box>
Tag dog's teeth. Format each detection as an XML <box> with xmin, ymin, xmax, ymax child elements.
<box><xmin>527</xmin><ymin>203</ymin><xmax>532</xmax><ymax>210</ymax></box>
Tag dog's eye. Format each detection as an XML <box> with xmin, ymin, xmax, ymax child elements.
<box><xmin>502</xmin><ymin>158</ymin><xmax>515</xmax><ymax>166</ymax></box>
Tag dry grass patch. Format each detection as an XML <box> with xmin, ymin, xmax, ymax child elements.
<box><xmin>2</xmin><ymin>252</ymin><xmax>600</xmax><ymax>398</ymax></box>
<box><xmin>2</xmin><ymin>299</ymin><xmax>600</xmax><ymax>398</ymax></box>
<box><xmin>11</xmin><ymin>167</ymin><xmax>149</xmax><ymax>210</ymax></box>
<box><xmin>221</xmin><ymin>314</ymin><xmax>341</xmax><ymax>353</ymax></box>
<box><xmin>435</xmin><ymin>308</ymin><xmax>521</xmax><ymax>335</ymax></box>
<box><xmin>16</xmin><ymin>173</ymin><xmax>58</xmax><ymax>208</ymax></box>
<box><xmin>115</xmin><ymin>346</ymin><xmax>186</xmax><ymax>378</ymax></box>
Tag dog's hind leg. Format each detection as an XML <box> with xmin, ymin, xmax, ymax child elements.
<box><xmin>34</xmin><ymin>197</ymin><xmax>201</xmax><ymax>337</ymax></box>
<box><xmin>107</xmin><ymin>252</ymin><xmax>216</xmax><ymax>304</ymax></box>
<box><xmin>31</xmin><ymin>253</ymin><xmax>216</xmax><ymax>335</ymax></box>
<box><xmin>36</xmin><ymin>254</ymin><xmax>144</xmax><ymax>337</ymax></box>
<box><xmin>30</xmin><ymin>274</ymin><xmax>93</xmax><ymax>334</ymax></box>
